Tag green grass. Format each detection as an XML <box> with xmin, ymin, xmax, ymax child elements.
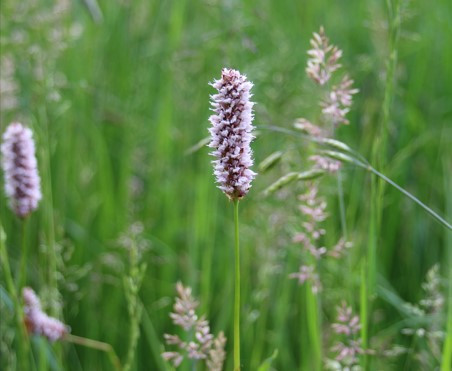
<box><xmin>1</xmin><ymin>0</ymin><xmax>451</xmax><ymax>370</ymax></box>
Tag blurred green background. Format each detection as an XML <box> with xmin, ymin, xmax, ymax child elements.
<box><xmin>1</xmin><ymin>0</ymin><xmax>450</xmax><ymax>370</ymax></box>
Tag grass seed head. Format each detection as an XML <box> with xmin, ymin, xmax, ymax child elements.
<box><xmin>306</xmin><ymin>26</ymin><xmax>342</xmax><ymax>86</ymax></box>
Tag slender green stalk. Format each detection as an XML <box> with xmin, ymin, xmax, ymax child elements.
<box><xmin>441</xmin><ymin>285</ymin><xmax>452</xmax><ymax>371</ymax></box>
<box><xmin>366</xmin><ymin>166</ymin><xmax>452</xmax><ymax>230</ymax></box>
<box><xmin>233</xmin><ymin>199</ymin><xmax>241</xmax><ymax>371</ymax></box>
<box><xmin>306</xmin><ymin>285</ymin><xmax>321</xmax><ymax>371</ymax></box>
<box><xmin>19</xmin><ymin>218</ymin><xmax>29</xmax><ymax>289</ymax></box>
<box><xmin>38</xmin><ymin>339</ymin><xmax>48</xmax><ymax>371</ymax></box>
<box><xmin>336</xmin><ymin>170</ymin><xmax>348</xmax><ymax>239</ymax></box>
<box><xmin>0</xmin><ymin>224</ymin><xmax>29</xmax><ymax>370</ymax></box>
<box><xmin>64</xmin><ymin>334</ymin><xmax>122</xmax><ymax>371</ymax></box>
<box><xmin>320</xmin><ymin>149</ymin><xmax>452</xmax><ymax>230</ymax></box>
<box><xmin>39</xmin><ymin>106</ymin><xmax>59</xmax><ymax>317</ymax></box>
<box><xmin>124</xmin><ymin>303</ymin><xmax>142</xmax><ymax>371</ymax></box>
<box><xmin>251</xmin><ymin>296</ymin><xmax>269</xmax><ymax>368</ymax></box>
<box><xmin>140</xmin><ymin>306</ymin><xmax>168</xmax><ymax>371</ymax></box>
<box><xmin>330</xmin><ymin>104</ymin><xmax>347</xmax><ymax>240</ymax></box>
<box><xmin>365</xmin><ymin>1</ymin><xmax>402</xmax><ymax>367</ymax></box>
<box><xmin>360</xmin><ymin>261</ymin><xmax>368</xmax><ymax>369</ymax></box>
<box><xmin>261</xmin><ymin>126</ymin><xmax>452</xmax><ymax>229</ymax></box>
<box><xmin>123</xmin><ymin>241</ymin><xmax>146</xmax><ymax>371</ymax></box>
<box><xmin>364</xmin><ymin>171</ymin><xmax>379</xmax><ymax>370</ymax></box>
<box><xmin>441</xmin><ymin>163</ymin><xmax>452</xmax><ymax>371</ymax></box>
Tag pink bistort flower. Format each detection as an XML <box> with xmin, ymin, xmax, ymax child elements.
<box><xmin>208</xmin><ymin>68</ymin><xmax>256</xmax><ymax>200</ymax></box>
<box><xmin>23</xmin><ymin>287</ymin><xmax>68</xmax><ymax>341</ymax></box>
<box><xmin>1</xmin><ymin>122</ymin><xmax>42</xmax><ymax>218</ymax></box>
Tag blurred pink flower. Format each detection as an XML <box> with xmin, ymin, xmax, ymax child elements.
<box><xmin>306</xmin><ymin>27</ymin><xmax>342</xmax><ymax>85</ymax></box>
<box><xmin>1</xmin><ymin>122</ymin><xmax>42</xmax><ymax>218</ymax></box>
<box><xmin>23</xmin><ymin>287</ymin><xmax>68</xmax><ymax>342</ymax></box>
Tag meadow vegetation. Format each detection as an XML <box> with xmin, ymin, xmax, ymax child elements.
<box><xmin>0</xmin><ymin>0</ymin><xmax>451</xmax><ymax>370</ymax></box>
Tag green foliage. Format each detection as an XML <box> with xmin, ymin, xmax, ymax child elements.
<box><xmin>0</xmin><ymin>0</ymin><xmax>450</xmax><ymax>370</ymax></box>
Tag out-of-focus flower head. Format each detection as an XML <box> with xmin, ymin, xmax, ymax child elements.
<box><xmin>23</xmin><ymin>287</ymin><xmax>68</xmax><ymax>341</ymax></box>
<box><xmin>1</xmin><ymin>122</ymin><xmax>42</xmax><ymax>218</ymax></box>
<box><xmin>306</xmin><ymin>27</ymin><xmax>342</xmax><ymax>86</ymax></box>
<box><xmin>162</xmin><ymin>282</ymin><xmax>227</xmax><ymax>369</ymax></box>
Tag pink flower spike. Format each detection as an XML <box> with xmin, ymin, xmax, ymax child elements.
<box><xmin>208</xmin><ymin>68</ymin><xmax>256</xmax><ymax>200</ymax></box>
<box><xmin>23</xmin><ymin>287</ymin><xmax>68</xmax><ymax>342</ymax></box>
<box><xmin>1</xmin><ymin>122</ymin><xmax>42</xmax><ymax>218</ymax></box>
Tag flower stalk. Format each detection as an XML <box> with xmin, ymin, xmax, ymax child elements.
<box><xmin>64</xmin><ymin>334</ymin><xmax>122</xmax><ymax>371</ymax></box>
<box><xmin>208</xmin><ymin>68</ymin><xmax>256</xmax><ymax>370</ymax></box>
<box><xmin>0</xmin><ymin>225</ymin><xmax>30</xmax><ymax>370</ymax></box>
<box><xmin>19</xmin><ymin>218</ymin><xmax>29</xmax><ymax>289</ymax></box>
<box><xmin>233</xmin><ymin>199</ymin><xmax>241</xmax><ymax>370</ymax></box>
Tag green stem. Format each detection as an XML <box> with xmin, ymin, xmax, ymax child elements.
<box><xmin>261</xmin><ymin>125</ymin><xmax>451</xmax><ymax>229</ymax></box>
<box><xmin>360</xmin><ymin>260</ymin><xmax>368</xmax><ymax>369</ymax></box>
<box><xmin>64</xmin><ymin>334</ymin><xmax>122</xmax><ymax>371</ymax></box>
<box><xmin>441</xmin><ymin>161</ymin><xmax>452</xmax><ymax>371</ymax></box>
<box><xmin>336</xmin><ymin>170</ymin><xmax>347</xmax><ymax>239</ymax></box>
<box><xmin>251</xmin><ymin>296</ymin><xmax>269</xmax><ymax>369</ymax></box>
<box><xmin>330</xmin><ymin>112</ymin><xmax>347</xmax><ymax>240</ymax></box>
<box><xmin>366</xmin><ymin>166</ymin><xmax>452</xmax><ymax>230</ymax></box>
<box><xmin>0</xmin><ymin>224</ymin><xmax>30</xmax><ymax>370</ymax></box>
<box><xmin>39</xmin><ymin>106</ymin><xmax>59</xmax><ymax>317</ymax></box>
<box><xmin>364</xmin><ymin>1</ymin><xmax>401</xmax><ymax>368</ymax></box>
<box><xmin>38</xmin><ymin>339</ymin><xmax>48</xmax><ymax>371</ymax></box>
<box><xmin>124</xmin><ymin>305</ymin><xmax>140</xmax><ymax>371</ymax></box>
<box><xmin>19</xmin><ymin>218</ymin><xmax>29</xmax><ymax>289</ymax></box>
<box><xmin>321</xmin><ymin>150</ymin><xmax>452</xmax><ymax>230</ymax></box>
<box><xmin>306</xmin><ymin>285</ymin><xmax>321</xmax><ymax>371</ymax></box>
<box><xmin>233</xmin><ymin>199</ymin><xmax>241</xmax><ymax>371</ymax></box>
<box><xmin>123</xmin><ymin>244</ymin><xmax>144</xmax><ymax>371</ymax></box>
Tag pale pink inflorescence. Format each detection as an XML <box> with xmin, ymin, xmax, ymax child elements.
<box><xmin>306</xmin><ymin>26</ymin><xmax>342</xmax><ymax>86</ymax></box>
<box><xmin>289</xmin><ymin>28</ymin><xmax>358</xmax><ymax>293</ymax></box>
<box><xmin>289</xmin><ymin>265</ymin><xmax>322</xmax><ymax>293</ymax></box>
<box><xmin>309</xmin><ymin>155</ymin><xmax>342</xmax><ymax>174</ymax></box>
<box><xmin>294</xmin><ymin>118</ymin><xmax>327</xmax><ymax>138</ymax></box>
<box><xmin>23</xmin><ymin>287</ymin><xmax>68</xmax><ymax>341</ymax></box>
<box><xmin>208</xmin><ymin>68</ymin><xmax>256</xmax><ymax>200</ymax></box>
<box><xmin>1</xmin><ymin>122</ymin><xmax>42</xmax><ymax>218</ymax></box>
<box><xmin>289</xmin><ymin>183</ymin><xmax>352</xmax><ymax>293</ymax></box>
<box><xmin>321</xmin><ymin>74</ymin><xmax>359</xmax><ymax>126</ymax></box>
<box><xmin>326</xmin><ymin>301</ymin><xmax>368</xmax><ymax>369</ymax></box>
<box><xmin>207</xmin><ymin>332</ymin><xmax>227</xmax><ymax>371</ymax></box>
<box><xmin>162</xmin><ymin>282</ymin><xmax>226</xmax><ymax>369</ymax></box>
<box><xmin>328</xmin><ymin>237</ymin><xmax>353</xmax><ymax>259</ymax></box>
<box><xmin>305</xmin><ymin>27</ymin><xmax>358</xmax><ymax>128</ymax></box>
<box><xmin>169</xmin><ymin>282</ymin><xmax>199</xmax><ymax>331</ymax></box>
<box><xmin>332</xmin><ymin>302</ymin><xmax>361</xmax><ymax>336</ymax></box>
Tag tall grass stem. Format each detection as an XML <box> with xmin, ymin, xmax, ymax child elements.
<box><xmin>19</xmin><ymin>218</ymin><xmax>29</xmax><ymax>289</ymax></box>
<box><xmin>306</xmin><ymin>285</ymin><xmax>321</xmax><ymax>370</ymax></box>
<box><xmin>365</xmin><ymin>0</ymin><xmax>402</xmax><ymax>366</ymax></box>
<box><xmin>0</xmin><ymin>224</ymin><xmax>30</xmax><ymax>370</ymax></box>
<box><xmin>366</xmin><ymin>166</ymin><xmax>451</xmax><ymax>230</ymax></box>
<box><xmin>64</xmin><ymin>334</ymin><xmax>122</xmax><ymax>371</ymax></box>
<box><xmin>336</xmin><ymin>170</ymin><xmax>348</xmax><ymax>239</ymax></box>
<box><xmin>360</xmin><ymin>261</ymin><xmax>368</xmax><ymax>369</ymax></box>
<box><xmin>441</xmin><ymin>163</ymin><xmax>452</xmax><ymax>370</ymax></box>
<box><xmin>233</xmin><ymin>199</ymin><xmax>241</xmax><ymax>371</ymax></box>
<box><xmin>39</xmin><ymin>107</ymin><xmax>59</xmax><ymax>317</ymax></box>
<box><xmin>260</xmin><ymin>127</ymin><xmax>451</xmax><ymax>229</ymax></box>
<box><xmin>123</xmin><ymin>242</ymin><xmax>145</xmax><ymax>371</ymax></box>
